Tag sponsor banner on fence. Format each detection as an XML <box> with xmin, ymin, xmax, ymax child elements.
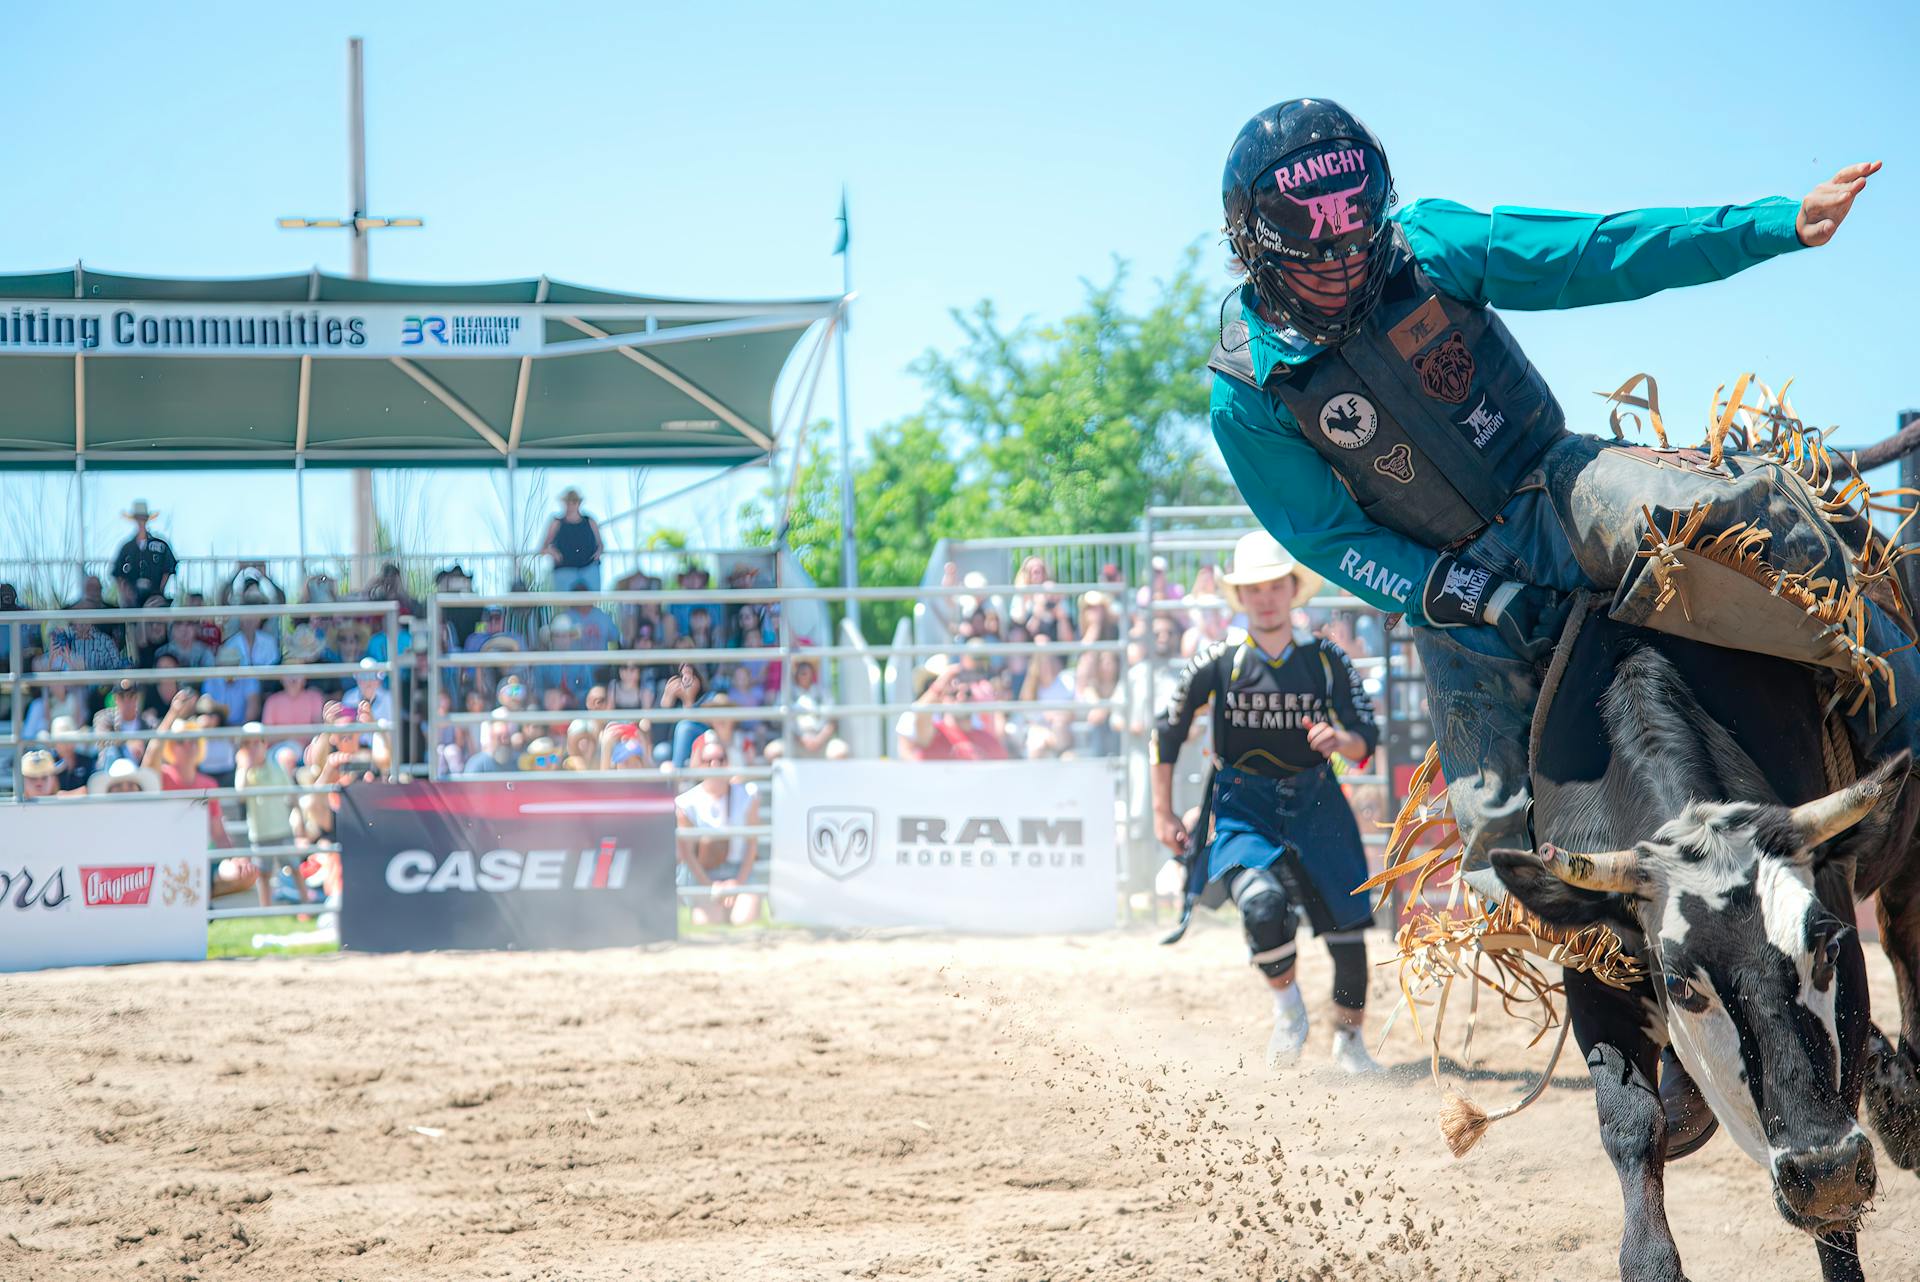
<box><xmin>0</xmin><ymin>801</ymin><xmax>209</xmax><ymax>972</ymax></box>
<box><xmin>771</xmin><ymin>760</ymin><xmax>1116</xmax><ymax>933</ymax></box>
<box><xmin>337</xmin><ymin>780</ymin><xmax>679</xmax><ymax>953</ymax></box>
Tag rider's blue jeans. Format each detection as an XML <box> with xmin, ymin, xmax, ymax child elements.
<box><xmin>1416</xmin><ymin>434</ymin><xmax>1920</xmax><ymax>874</ymax></box>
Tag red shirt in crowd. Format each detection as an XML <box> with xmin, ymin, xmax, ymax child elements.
<box><xmin>160</xmin><ymin>762</ymin><xmax>232</xmax><ymax>848</ymax></box>
<box><xmin>911</xmin><ymin>717</ymin><xmax>1009</xmax><ymax>761</ymax></box>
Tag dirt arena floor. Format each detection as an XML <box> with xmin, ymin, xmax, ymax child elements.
<box><xmin>3</xmin><ymin>917</ymin><xmax>1918</xmax><ymax>1282</ymax></box>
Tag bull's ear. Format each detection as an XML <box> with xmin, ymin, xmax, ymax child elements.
<box><xmin>1490</xmin><ymin>848</ymin><xmax>1615</xmax><ymax>926</ymax></box>
<box><xmin>1814</xmin><ymin>749</ymin><xmax>1914</xmax><ymax>869</ymax></box>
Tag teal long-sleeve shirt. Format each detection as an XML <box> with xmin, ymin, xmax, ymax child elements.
<box><xmin>1210</xmin><ymin>196</ymin><xmax>1807</xmax><ymax>623</ymax></box>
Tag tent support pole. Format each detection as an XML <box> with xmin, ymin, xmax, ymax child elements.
<box><xmin>296</xmin><ymin>458</ymin><xmax>309</xmax><ymax>586</ymax></box>
<box><xmin>506</xmin><ymin>458</ymin><xmax>519</xmax><ymax>581</ymax></box>
<box><xmin>73</xmin><ymin>456</ymin><xmax>87</xmax><ymax>583</ymax></box>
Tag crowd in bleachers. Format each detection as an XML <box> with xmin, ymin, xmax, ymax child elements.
<box><xmin>896</xmin><ymin>552</ymin><xmax>1383</xmax><ymax>764</ymax></box>
<box><xmin>3</xmin><ymin>495</ymin><xmax>1392</xmax><ymax>920</ymax></box>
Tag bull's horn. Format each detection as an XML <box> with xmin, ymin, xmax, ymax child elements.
<box><xmin>1538</xmin><ymin>843</ymin><xmax>1641</xmax><ymax>892</ymax></box>
<box><xmin>1789</xmin><ymin>750</ymin><xmax>1911</xmax><ymax>848</ymax></box>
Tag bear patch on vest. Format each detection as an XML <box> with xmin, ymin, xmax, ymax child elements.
<box><xmin>1373</xmin><ymin>444</ymin><xmax>1415</xmax><ymax>485</ymax></box>
<box><xmin>1318</xmin><ymin>393</ymin><xmax>1378</xmax><ymax>450</ymax></box>
<box><xmin>1411</xmin><ymin>331</ymin><xmax>1474</xmax><ymax>405</ymax></box>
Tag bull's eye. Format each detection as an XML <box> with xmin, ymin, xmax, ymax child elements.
<box><xmin>1664</xmin><ymin>972</ymin><xmax>1710</xmax><ymax>1013</ymax></box>
<box><xmin>1810</xmin><ymin>927</ymin><xmax>1849</xmax><ymax>992</ymax></box>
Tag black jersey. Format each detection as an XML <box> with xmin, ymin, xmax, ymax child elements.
<box><xmin>1152</xmin><ymin>632</ymin><xmax>1378</xmax><ymax>777</ymax></box>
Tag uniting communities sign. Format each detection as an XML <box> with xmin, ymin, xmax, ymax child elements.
<box><xmin>0</xmin><ymin>301</ymin><xmax>544</xmax><ymax>359</ymax></box>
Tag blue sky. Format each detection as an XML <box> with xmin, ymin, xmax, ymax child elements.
<box><xmin>2</xmin><ymin>0</ymin><xmax>1917</xmax><ymax>574</ymax></box>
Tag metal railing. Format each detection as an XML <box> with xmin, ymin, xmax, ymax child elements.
<box><xmin>1</xmin><ymin>600</ymin><xmax>403</xmax><ymax>922</ymax></box>
<box><xmin>422</xmin><ymin>582</ymin><xmax>1142</xmax><ymax>901</ymax></box>
<box><xmin>0</xmin><ymin>545</ymin><xmax>785</xmax><ymax>611</ymax></box>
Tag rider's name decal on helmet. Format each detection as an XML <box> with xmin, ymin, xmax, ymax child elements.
<box><xmin>1270</xmin><ymin>148</ymin><xmax>1368</xmax><ymax>194</ymax></box>
<box><xmin>1318</xmin><ymin>393</ymin><xmax>1378</xmax><ymax>449</ymax></box>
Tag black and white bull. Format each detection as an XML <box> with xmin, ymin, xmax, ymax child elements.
<box><xmin>1489</xmin><ymin>629</ymin><xmax>1920</xmax><ymax>1282</ymax></box>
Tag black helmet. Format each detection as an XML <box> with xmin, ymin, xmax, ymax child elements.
<box><xmin>1223</xmin><ymin>99</ymin><xmax>1396</xmax><ymax>346</ymax></box>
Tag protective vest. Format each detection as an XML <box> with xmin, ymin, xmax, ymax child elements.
<box><xmin>1153</xmin><ymin>634</ymin><xmax>1377</xmax><ymax>778</ymax></box>
<box><xmin>1208</xmin><ymin>229</ymin><xmax>1566</xmax><ymax>548</ymax></box>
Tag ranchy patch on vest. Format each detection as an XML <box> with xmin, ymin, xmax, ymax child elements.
<box><xmin>1458</xmin><ymin>395</ymin><xmax>1507</xmax><ymax>450</ymax></box>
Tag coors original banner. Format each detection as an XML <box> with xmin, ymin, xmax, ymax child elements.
<box><xmin>0</xmin><ymin>802</ymin><xmax>209</xmax><ymax>973</ymax></box>
<box><xmin>336</xmin><ymin>780</ymin><xmax>679</xmax><ymax>953</ymax></box>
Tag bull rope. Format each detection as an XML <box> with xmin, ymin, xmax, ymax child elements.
<box><xmin>1356</xmin><ymin>746</ymin><xmax>1641</xmax><ymax>1156</ymax></box>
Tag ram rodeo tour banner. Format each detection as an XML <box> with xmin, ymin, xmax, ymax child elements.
<box><xmin>771</xmin><ymin>759</ymin><xmax>1117</xmax><ymax>933</ymax></box>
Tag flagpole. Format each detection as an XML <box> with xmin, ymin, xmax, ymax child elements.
<box><xmin>834</xmin><ymin>188</ymin><xmax>861</xmax><ymax>634</ymax></box>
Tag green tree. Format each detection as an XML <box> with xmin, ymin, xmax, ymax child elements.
<box><xmin>745</xmin><ymin>418</ymin><xmax>979</xmax><ymax>642</ymax></box>
<box><xmin>913</xmin><ymin>246</ymin><xmax>1232</xmax><ymax>535</ymax></box>
<box><xmin>743</xmin><ymin>247</ymin><xmax>1231</xmax><ymax>638</ymax></box>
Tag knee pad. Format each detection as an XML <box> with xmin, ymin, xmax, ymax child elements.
<box><xmin>1230</xmin><ymin>867</ymin><xmax>1298</xmax><ymax>977</ymax></box>
<box><xmin>1325</xmin><ymin>935</ymin><xmax>1368</xmax><ymax>1010</ymax></box>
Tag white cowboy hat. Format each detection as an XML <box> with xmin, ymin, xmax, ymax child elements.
<box><xmin>1219</xmin><ymin>531</ymin><xmax>1323</xmax><ymax>611</ymax></box>
<box><xmin>87</xmin><ymin>758</ymin><xmax>161</xmax><ymax>795</ymax></box>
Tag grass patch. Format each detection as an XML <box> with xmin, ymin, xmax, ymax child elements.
<box><xmin>207</xmin><ymin>914</ymin><xmax>339</xmax><ymax>959</ymax></box>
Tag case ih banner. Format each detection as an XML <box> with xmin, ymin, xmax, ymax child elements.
<box><xmin>337</xmin><ymin>781</ymin><xmax>679</xmax><ymax>953</ymax></box>
<box><xmin>0</xmin><ymin>801</ymin><xmax>209</xmax><ymax>972</ymax></box>
<box><xmin>771</xmin><ymin>760</ymin><xmax>1117</xmax><ymax>933</ymax></box>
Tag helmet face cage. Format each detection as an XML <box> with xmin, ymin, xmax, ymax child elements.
<box><xmin>1228</xmin><ymin>141</ymin><xmax>1396</xmax><ymax>346</ymax></box>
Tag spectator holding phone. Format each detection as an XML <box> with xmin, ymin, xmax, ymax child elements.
<box><xmin>896</xmin><ymin>655</ymin><xmax>1009</xmax><ymax>761</ymax></box>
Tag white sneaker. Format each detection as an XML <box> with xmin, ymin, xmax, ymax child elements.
<box><xmin>1266</xmin><ymin>1010</ymin><xmax>1310</xmax><ymax>1068</ymax></box>
<box><xmin>1331</xmin><ymin>1028</ymin><xmax>1381</xmax><ymax>1075</ymax></box>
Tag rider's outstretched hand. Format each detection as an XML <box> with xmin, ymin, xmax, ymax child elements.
<box><xmin>1798</xmin><ymin>161</ymin><xmax>1880</xmax><ymax>247</ymax></box>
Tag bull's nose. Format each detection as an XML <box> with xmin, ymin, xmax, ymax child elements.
<box><xmin>1774</xmin><ymin>1132</ymin><xmax>1877</xmax><ymax>1225</ymax></box>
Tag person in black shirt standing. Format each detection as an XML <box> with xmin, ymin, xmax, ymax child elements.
<box><xmin>542</xmin><ymin>487</ymin><xmax>605</xmax><ymax>592</ymax></box>
<box><xmin>1153</xmin><ymin>531</ymin><xmax>1379</xmax><ymax>1073</ymax></box>
<box><xmin>111</xmin><ymin>500</ymin><xmax>176</xmax><ymax>606</ymax></box>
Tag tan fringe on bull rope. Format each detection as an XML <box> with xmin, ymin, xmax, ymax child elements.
<box><xmin>1603</xmin><ymin>371</ymin><xmax>1920</xmax><ymax>716</ymax></box>
<box><xmin>1355</xmin><ymin>746</ymin><xmax>1646</xmax><ymax>1157</ymax></box>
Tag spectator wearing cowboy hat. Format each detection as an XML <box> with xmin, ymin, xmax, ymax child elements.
<box><xmin>87</xmin><ymin>757</ymin><xmax>161</xmax><ymax>797</ymax></box>
<box><xmin>541</xmin><ymin>488</ymin><xmax>606</xmax><ymax>591</ymax></box>
<box><xmin>668</xmin><ymin>564</ymin><xmax>719</xmax><ymax>642</ymax></box>
<box><xmin>19</xmin><ymin>749</ymin><xmax>66</xmax><ymax>800</ymax></box>
<box><xmin>43</xmin><ymin>715</ymin><xmax>96</xmax><ymax>791</ymax></box>
<box><xmin>518</xmin><ymin>736</ymin><xmax>565</xmax><ymax>772</ymax></box>
<box><xmin>433</xmin><ymin>563</ymin><xmax>482</xmax><ymax>654</ymax></box>
<box><xmin>341</xmin><ymin>657</ymin><xmax>393</xmax><ymax>742</ymax></box>
<box><xmin>111</xmin><ymin>500</ymin><xmax>176</xmax><ymax>606</ymax></box>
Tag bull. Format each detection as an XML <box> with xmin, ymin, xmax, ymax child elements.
<box><xmin>1488</xmin><ymin>619</ymin><xmax>1920</xmax><ymax>1282</ymax></box>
